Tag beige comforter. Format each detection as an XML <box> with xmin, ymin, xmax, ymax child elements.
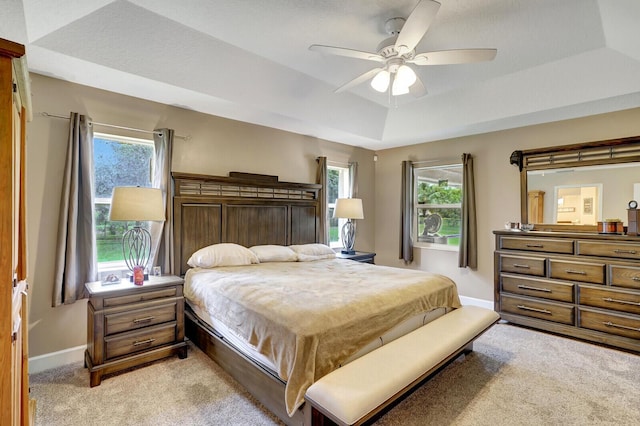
<box><xmin>184</xmin><ymin>259</ymin><xmax>461</xmax><ymax>416</ymax></box>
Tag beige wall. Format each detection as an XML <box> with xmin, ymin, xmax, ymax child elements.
<box><xmin>26</xmin><ymin>72</ymin><xmax>640</xmax><ymax>358</ymax></box>
<box><xmin>26</xmin><ymin>74</ymin><xmax>375</xmax><ymax>357</ymax></box>
<box><xmin>373</xmin><ymin>108</ymin><xmax>640</xmax><ymax>301</ymax></box>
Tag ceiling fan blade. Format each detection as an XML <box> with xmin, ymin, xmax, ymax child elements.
<box><xmin>335</xmin><ymin>67</ymin><xmax>386</xmax><ymax>93</ymax></box>
<box><xmin>395</xmin><ymin>0</ymin><xmax>441</xmax><ymax>55</ymax></box>
<box><xmin>410</xmin><ymin>74</ymin><xmax>427</xmax><ymax>97</ymax></box>
<box><xmin>309</xmin><ymin>45</ymin><xmax>384</xmax><ymax>62</ymax></box>
<box><xmin>410</xmin><ymin>48</ymin><xmax>497</xmax><ymax>65</ymax></box>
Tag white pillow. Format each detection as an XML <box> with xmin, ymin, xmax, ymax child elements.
<box><xmin>249</xmin><ymin>245</ymin><xmax>298</xmax><ymax>262</ymax></box>
<box><xmin>187</xmin><ymin>243</ymin><xmax>259</xmax><ymax>268</ymax></box>
<box><xmin>288</xmin><ymin>243</ymin><xmax>336</xmax><ymax>262</ymax></box>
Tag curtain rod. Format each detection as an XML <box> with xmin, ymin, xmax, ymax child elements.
<box><xmin>39</xmin><ymin>112</ymin><xmax>191</xmax><ymax>141</ymax></box>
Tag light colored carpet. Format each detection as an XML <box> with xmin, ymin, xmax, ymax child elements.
<box><xmin>30</xmin><ymin>323</ymin><xmax>640</xmax><ymax>426</ymax></box>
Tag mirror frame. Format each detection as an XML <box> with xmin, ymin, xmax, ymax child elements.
<box><xmin>511</xmin><ymin>135</ymin><xmax>640</xmax><ymax>232</ymax></box>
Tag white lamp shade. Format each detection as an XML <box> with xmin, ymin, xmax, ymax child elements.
<box><xmin>391</xmin><ymin>65</ymin><xmax>416</xmax><ymax>96</ymax></box>
<box><xmin>333</xmin><ymin>198</ymin><xmax>364</xmax><ymax>219</ymax></box>
<box><xmin>371</xmin><ymin>70</ymin><xmax>390</xmax><ymax>92</ymax></box>
<box><xmin>109</xmin><ymin>187</ymin><xmax>165</xmax><ymax>222</ymax></box>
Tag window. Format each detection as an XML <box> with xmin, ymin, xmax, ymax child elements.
<box><xmin>93</xmin><ymin>133</ymin><xmax>154</xmax><ymax>268</ymax></box>
<box><xmin>327</xmin><ymin>165</ymin><xmax>351</xmax><ymax>248</ymax></box>
<box><xmin>414</xmin><ymin>164</ymin><xmax>462</xmax><ymax>248</ymax></box>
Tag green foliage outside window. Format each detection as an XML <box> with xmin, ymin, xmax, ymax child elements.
<box><xmin>94</xmin><ymin>136</ymin><xmax>154</xmax><ymax>263</ymax></box>
<box><xmin>417</xmin><ymin>179</ymin><xmax>462</xmax><ymax>246</ymax></box>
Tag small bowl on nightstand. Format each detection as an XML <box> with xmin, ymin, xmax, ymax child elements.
<box><xmin>519</xmin><ymin>223</ymin><xmax>535</xmax><ymax>232</ymax></box>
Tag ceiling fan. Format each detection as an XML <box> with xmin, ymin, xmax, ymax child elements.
<box><xmin>309</xmin><ymin>0</ymin><xmax>497</xmax><ymax>98</ymax></box>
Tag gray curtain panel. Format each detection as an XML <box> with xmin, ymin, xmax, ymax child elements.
<box><xmin>400</xmin><ymin>160</ymin><xmax>413</xmax><ymax>263</ymax></box>
<box><xmin>316</xmin><ymin>156</ymin><xmax>328</xmax><ymax>245</ymax></box>
<box><xmin>348</xmin><ymin>161</ymin><xmax>358</xmax><ymax>198</ymax></box>
<box><xmin>459</xmin><ymin>153</ymin><xmax>478</xmax><ymax>268</ymax></box>
<box><xmin>150</xmin><ymin>129</ymin><xmax>174</xmax><ymax>275</ymax></box>
<box><xmin>53</xmin><ymin>113</ymin><xmax>98</xmax><ymax>306</ymax></box>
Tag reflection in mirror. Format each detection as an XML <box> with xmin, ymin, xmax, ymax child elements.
<box><xmin>527</xmin><ymin>163</ymin><xmax>640</xmax><ymax>225</ymax></box>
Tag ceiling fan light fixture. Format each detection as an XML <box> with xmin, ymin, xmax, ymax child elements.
<box><xmin>391</xmin><ymin>79</ymin><xmax>410</xmax><ymax>96</ymax></box>
<box><xmin>396</xmin><ymin>65</ymin><xmax>417</xmax><ymax>87</ymax></box>
<box><xmin>370</xmin><ymin>70</ymin><xmax>390</xmax><ymax>92</ymax></box>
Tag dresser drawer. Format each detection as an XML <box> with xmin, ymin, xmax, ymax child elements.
<box><xmin>501</xmin><ymin>294</ymin><xmax>574</xmax><ymax>325</ymax></box>
<box><xmin>501</xmin><ymin>274</ymin><xmax>574</xmax><ymax>302</ymax></box>
<box><xmin>549</xmin><ymin>259</ymin><xmax>605</xmax><ymax>284</ymax></box>
<box><xmin>104</xmin><ymin>287</ymin><xmax>178</xmax><ymax>307</ymax></box>
<box><xmin>610</xmin><ymin>265</ymin><xmax>640</xmax><ymax>290</ymax></box>
<box><xmin>579</xmin><ymin>308</ymin><xmax>640</xmax><ymax>340</ymax></box>
<box><xmin>105</xmin><ymin>322</ymin><xmax>177</xmax><ymax>360</ymax></box>
<box><xmin>577</xmin><ymin>241</ymin><xmax>640</xmax><ymax>261</ymax></box>
<box><xmin>500</xmin><ymin>237</ymin><xmax>574</xmax><ymax>254</ymax></box>
<box><xmin>579</xmin><ymin>285</ymin><xmax>640</xmax><ymax>315</ymax></box>
<box><xmin>499</xmin><ymin>255</ymin><xmax>545</xmax><ymax>277</ymax></box>
<box><xmin>105</xmin><ymin>301</ymin><xmax>178</xmax><ymax>335</ymax></box>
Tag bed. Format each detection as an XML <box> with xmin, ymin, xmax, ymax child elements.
<box><xmin>172</xmin><ymin>172</ymin><xmax>489</xmax><ymax>425</ymax></box>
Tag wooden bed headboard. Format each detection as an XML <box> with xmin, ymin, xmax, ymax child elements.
<box><xmin>172</xmin><ymin>172</ymin><xmax>322</xmax><ymax>276</ymax></box>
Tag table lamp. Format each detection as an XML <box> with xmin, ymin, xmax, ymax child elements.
<box><xmin>333</xmin><ymin>198</ymin><xmax>364</xmax><ymax>255</ymax></box>
<box><xmin>109</xmin><ymin>187</ymin><xmax>165</xmax><ymax>283</ymax></box>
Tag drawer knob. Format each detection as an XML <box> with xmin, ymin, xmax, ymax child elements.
<box><xmin>525</xmin><ymin>244</ymin><xmax>543</xmax><ymax>248</ymax></box>
<box><xmin>133</xmin><ymin>338</ymin><xmax>156</xmax><ymax>347</ymax></box>
<box><xmin>632</xmin><ymin>276</ymin><xmax>640</xmax><ymax>282</ymax></box>
<box><xmin>516</xmin><ymin>304</ymin><xmax>552</xmax><ymax>315</ymax></box>
<box><xmin>564</xmin><ymin>269</ymin><xmax>586</xmax><ymax>275</ymax></box>
<box><xmin>613</xmin><ymin>249</ymin><xmax>637</xmax><ymax>255</ymax></box>
<box><xmin>517</xmin><ymin>284</ymin><xmax>551</xmax><ymax>293</ymax></box>
<box><xmin>133</xmin><ymin>316</ymin><xmax>155</xmax><ymax>324</ymax></box>
<box><xmin>602</xmin><ymin>297</ymin><xmax>640</xmax><ymax>307</ymax></box>
<box><xmin>603</xmin><ymin>321</ymin><xmax>640</xmax><ymax>332</ymax></box>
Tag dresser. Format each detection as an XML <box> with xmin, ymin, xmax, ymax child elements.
<box><xmin>1</xmin><ymin>38</ymin><xmax>33</xmax><ymax>425</ymax></box>
<box><xmin>494</xmin><ymin>230</ymin><xmax>640</xmax><ymax>352</ymax></box>
<box><xmin>85</xmin><ymin>275</ymin><xmax>188</xmax><ymax>386</ymax></box>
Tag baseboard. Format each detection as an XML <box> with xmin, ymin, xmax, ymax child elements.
<box><xmin>459</xmin><ymin>296</ymin><xmax>493</xmax><ymax>310</ymax></box>
<box><xmin>29</xmin><ymin>344</ymin><xmax>87</xmax><ymax>374</ymax></box>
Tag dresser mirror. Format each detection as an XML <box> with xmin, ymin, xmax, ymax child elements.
<box><xmin>511</xmin><ymin>135</ymin><xmax>640</xmax><ymax>232</ymax></box>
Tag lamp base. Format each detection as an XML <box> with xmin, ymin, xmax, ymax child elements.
<box><xmin>341</xmin><ymin>249</ymin><xmax>356</xmax><ymax>255</ymax></box>
<box><xmin>127</xmin><ymin>272</ymin><xmax>149</xmax><ymax>282</ymax></box>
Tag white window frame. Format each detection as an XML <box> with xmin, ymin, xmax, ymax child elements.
<box><xmin>94</xmin><ymin>132</ymin><xmax>154</xmax><ymax>274</ymax></box>
<box><xmin>327</xmin><ymin>164</ymin><xmax>351</xmax><ymax>249</ymax></box>
<box><xmin>413</xmin><ymin>163</ymin><xmax>462</xmax><ymax>252</ymax></box>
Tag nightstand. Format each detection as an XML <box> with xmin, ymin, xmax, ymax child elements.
<box><xmin>84</xmin><ymin>275</ymin><xmax>188</xmax><ymax>387</ymax></box>
<box><xmin>335</xmin><ymin>251</ymin><xmax>376</xmax><ymax>264</ymax></box>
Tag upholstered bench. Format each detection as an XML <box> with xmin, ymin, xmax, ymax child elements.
<box><xmin>305</xmin><ymin>305</ymin><xmax>500</xmax><ymax>425</ymax></box>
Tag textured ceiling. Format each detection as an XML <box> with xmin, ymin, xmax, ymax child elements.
<box><xmin>3</xmin><ymin>0</ymin><xmax>640</xmax><ymax>150</ymax></box>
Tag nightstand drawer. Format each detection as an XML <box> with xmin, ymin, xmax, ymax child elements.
<box><xmin>104</xmin><ymin>287</ymin><xmax>178</xmax><ymax>307</ymax></box>
<box><xmin>501</xmin><ymin>294</ymin><xmax>574</xmax><ymax>325</ymax></box>
<box><xmin>105</xmin><ymin>322</ymin><xmax>177</xmax><ymax>360</ymax></box>
<box><xmin>549</xmin><ymin>259</ymin><xmax>605</xmax><ymax>284</ymax></box>
<box><xmin>105</xmin><ymin>301</ymin><xmax>178</xmax><ymax>335</ymax></box>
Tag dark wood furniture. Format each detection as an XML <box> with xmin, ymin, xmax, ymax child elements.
<box><xmin>335</xmin><ymin>251</ymin><xmax>376</xmax><ymax>264</ymax></box>
<box><xmin>174</xmin><ymin>171</ymin><xmax>321</xmax><ymax>425</ymax></box>
<box><xmin>84</xmin><ymin>275</ymin><xmax>187</xmax><ymax>387</ymax></box>
<box><xmin>494</xmin><ymin>230</ymin><xmax>640</xmax><ymax>353</ymax></box>
<box><xmin>174</xmin><ymin>172</ymin><xmax>494</xmax><ymax>425</ymax></box>
<box><xmin>1</xmin><ymin>38</ymin><xmax>34</xmax><ymax>425</ymax></box>
<box><xmin>510</xmin><ymin>135</ymin><xmax>640</xmax><ymax>232</ymax></box>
